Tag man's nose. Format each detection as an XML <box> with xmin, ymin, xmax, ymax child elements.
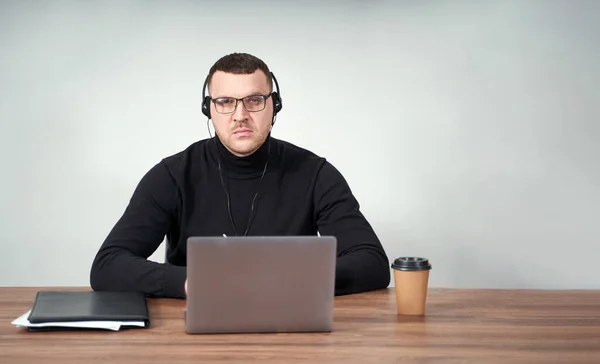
<box><xmin>232</xmin><ymin>99</ymin><xmax>249</xmax><ymax>121</ymax></box>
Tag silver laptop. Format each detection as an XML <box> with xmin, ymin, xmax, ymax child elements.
<box><xmin>185</xmin><ymin>235</ymin><xmax>337</xmax><ymax>334</ymax></box>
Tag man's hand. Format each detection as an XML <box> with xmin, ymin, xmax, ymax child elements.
<box><xmin>184</xmin><ymin>279</ymin><xmax>187</xmax><ymax>295</ymax></box>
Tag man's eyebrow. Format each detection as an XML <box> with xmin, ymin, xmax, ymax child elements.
<box><xmin>246</xmin><ymin>90</ymin><xmax>270</xmax><ymax>96</ymax></box>
<box><xmin>212</xmin><ymin>90</ymin><xmax>270</xmax><ymax>99</ymax></box>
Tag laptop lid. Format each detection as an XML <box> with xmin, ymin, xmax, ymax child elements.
<box><xmin>185</xmin><ymin>235</ymin><xmax>337</xmax><ymax>334</ymax></box>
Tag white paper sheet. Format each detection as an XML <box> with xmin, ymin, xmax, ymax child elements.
<box><xmin>11</xmin><ymin>310</ymin><xmax>147</xmax><ymax>331</ymax></box>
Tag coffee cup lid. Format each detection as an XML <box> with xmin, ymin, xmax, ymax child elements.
<box><xmin>391</xmin><ymin>257</ymin><xmax>431</xmax><ymax>271</ymax></box>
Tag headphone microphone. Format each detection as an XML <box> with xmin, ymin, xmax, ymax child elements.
<box><xmin>201</xmin><ymin>71</ymin><xmax>283</xmax><ymax>126</ymax></box>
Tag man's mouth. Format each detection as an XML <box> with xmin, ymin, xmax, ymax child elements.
<box><xmin>234</xmin><ymin>128</ymin><xmax>252</xmax><ymax>136</ymax></box>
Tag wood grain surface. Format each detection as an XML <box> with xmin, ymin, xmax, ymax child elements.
<box><xmin>1</xmin><ymin>287</ymin><xmax>599</xmax><ymax>363</ymax></box>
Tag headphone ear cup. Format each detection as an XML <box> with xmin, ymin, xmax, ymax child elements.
<box><xmin>202</xmin><ymin>96</ymin><xmax>211</xmax><ymax>118</ymax></box>
<box><xmin>272</xmin><ymin>92</ymin><xmax>282</xmax><ymax>115</ymax></box>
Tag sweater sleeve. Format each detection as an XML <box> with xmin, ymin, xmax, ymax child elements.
<box><xmin>90</xmin><ymin>161</ymin><xmax>186</xmax><ymax>299</ymax></box>
<box><xmin>313</xmin><ymin>161</ymin><xmax>391</xmax><ymax>296</ymax></box>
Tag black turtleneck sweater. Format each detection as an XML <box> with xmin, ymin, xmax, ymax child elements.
<box><xmin>90</xmin><ymin>136</ymin><xmax>390</xmax><ymax>298</ymax></box>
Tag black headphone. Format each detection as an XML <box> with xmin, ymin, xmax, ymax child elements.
<box><xmin>201</xmin><ymin>71</ymin><xmax>283</xmax><ymax>124</ymax></box>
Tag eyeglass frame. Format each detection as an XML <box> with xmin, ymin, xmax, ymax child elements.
<box><xmin>208</xmin><ymin>93</ymin><xmax>274</xmax><ymax>114</ymax></box>
<box><xmin>201</xmin><ymin>71</ymin><xmax>282</xmax><ymax>119</ymax></box>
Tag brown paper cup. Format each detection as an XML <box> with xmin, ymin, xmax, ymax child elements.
<box><xmin>392</xmin><ymin>257</ymin><xmax>432</xmax><ymax>315</ymax></box>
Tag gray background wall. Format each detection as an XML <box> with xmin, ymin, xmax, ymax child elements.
<box><xmin>1</xmin><ymin>0</ymin><xmax>598</xmax><ymax>289</ymax></box>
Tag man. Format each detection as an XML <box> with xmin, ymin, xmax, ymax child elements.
<box><xmin>90</xmin><ymin>52</ymin><xmax>390</xmax><ymax>299</ymax></box>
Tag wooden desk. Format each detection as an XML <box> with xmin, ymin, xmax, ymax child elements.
<box><xmin>1</xmin><ymin>287</ymin><xmax>599</xmax><ymax>363</ymax></box>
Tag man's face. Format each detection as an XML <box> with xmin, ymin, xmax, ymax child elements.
<box><xmin>209</xmin><ymin>70</ymin><xmax>273</xmax><ymax>157</ymax></box>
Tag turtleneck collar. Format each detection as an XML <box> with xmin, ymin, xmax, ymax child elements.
<box><xmin>212</xmin><ymin>134</ymin><xmax>272</xmax><ymax>178</ymax></box>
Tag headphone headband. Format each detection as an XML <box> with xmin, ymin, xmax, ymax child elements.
<box><xmin>202</xmin><ymin>71</ymin><xmax>282</xmax><ymax>122</ymax></box>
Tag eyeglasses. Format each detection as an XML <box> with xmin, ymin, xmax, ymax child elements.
<box><xmin>210</xmin><ymin>94</ymin><xmax>273</xmax><ymax>114</ymax></box>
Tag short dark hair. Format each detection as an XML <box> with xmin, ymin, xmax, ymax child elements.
<box><xmin>207</xmin><ymin>53</ymin><xmax>272</xmax><ymax>93</ymax></box>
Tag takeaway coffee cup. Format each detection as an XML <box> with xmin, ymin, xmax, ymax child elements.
<box><xmin>391</xmin><ymin>257</ymin><xmax>432</xmax><ymax>315</ymax></box>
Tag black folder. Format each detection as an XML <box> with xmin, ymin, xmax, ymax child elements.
<box><xmin>26</xmin><ymin>291</ymin><xmax>150</xmax><ymax>331</ymax></box>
